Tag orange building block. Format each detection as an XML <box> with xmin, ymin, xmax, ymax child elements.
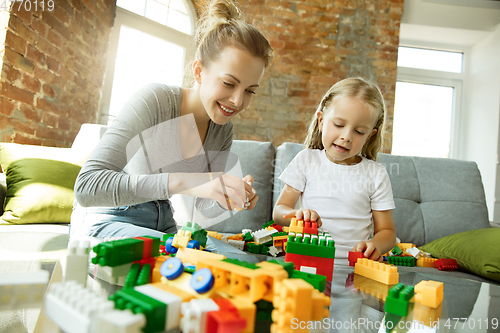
<box><xmin>416</xmin><ymin>258</ymin><xmax>438</xmax><ymax>268</ymax></box>
<box><xmin>226</xmin><ymin>234</ymin><xmax>244</xmax><ymax>241</ymax></box>
<box><xmin>174</xmin><ymin>247</ymin><xmax>226</xmax><ymax>266</ymax></box>
<box><xmin>151</xmin><ymin>256</ymin><xmax>168</xmax><ymax>283</ymax></box>
<box><xmin>354</xmin><ymin>258</ymin><xmax>399</xmax><ymax>285</ymax></box>
<box><xmin>148</xmin><ymin>281</ymin><xmax>195</xmax><ymax>302</ymax></box>
<box><xmin>353</xmin><ymin>274</ymin><xmax>390</xmax><ymax>301</ymax></box>
<box><xmin>414</xmin><ymin>280</ymin><xmax>443</xmax><ymax>308</ymax></box>
<box><xmin>228</xmin><ymin>297</ymin><xmax>256</xmax><ymax>333</ymax></box>
<box><xmin>397</xmin><ymin>243</ymin><xmax>416</xmax><ymax>256</ymax></box>
<box><xmin>207</xmin><ymin>231</ymin><xmax>223</xmax><ymax>240</ymax></box>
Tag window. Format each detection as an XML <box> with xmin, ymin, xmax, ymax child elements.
<box><xmin>99</xmin><ymin>1</ymin><xmax>196</xmax><ymax>124</ymax></box>
<box><xmin>392</xmin><ymin>47</ymin><xmax>464</xmax><ymax>158</ymax></box>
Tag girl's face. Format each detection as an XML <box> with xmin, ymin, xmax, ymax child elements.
<box><xmin>194</xmin><ymin>46</ymin><xmax>266</xmax><ymax>125</ymax></box>
<box><xmin>317</xmin><ymin>95</ymin><xmax>377</xmax><ymax>165</ymax></box>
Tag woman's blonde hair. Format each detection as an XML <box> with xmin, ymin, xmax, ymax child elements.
<box><xmin>304</xmin><ymin>77</ymin><xmax>386</xmax><ymax>161</ymax></box>
<box><xmin>195</xmin><ymin>0</ymin><xmax>273</xmax><ymax>68</ymax></box>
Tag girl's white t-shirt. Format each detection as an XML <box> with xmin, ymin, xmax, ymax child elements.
<box><xmin>278</xmin><ymin>149</ymin><xmax>396</xmax><ymax>261</ymax></box>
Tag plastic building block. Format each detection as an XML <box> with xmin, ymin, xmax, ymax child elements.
<box><xmin>253</xmin><ymin>228</ymin><xmax>278</xmax><ymax>244</ymax></box>
<box><xmin>271</xmin><ymin>278</ymin><xmax>330</xmax><ymax>333</ymax></box>
<box><xmin>174</xmin><ymin>247</ymin><xmax>226</xmax><ymax>266</ymax></box>
<box><xmin>414</xmin><ymin>280</ymin><xmax>443</xmax><ymax>308</ymax></box>
<box><xmin>181</xmin><ymin>299</ymin><xmax>219</xmax><ymax>333</ymax></box>
<box><xmin>262</xmin><ymin>220</ymin><xmax>275</xmax><ymax>229</ymax></box>
<box><xmin>197</xmin><ymin>258</ymin><xmax>288</xmax><ymax>303</ymax></box>
<box><xmin>387</xmin><ymin>256</ymin><xmax>416</xmax><ymax>267</ymax></box>
<box><xmin>268</xmin><ymin>223</ymin><xmax>283</xmax><ymax>233</ymax></box>
<box><xmin>291</xmin><ymin>270</ymin><xmax>326</xmax><ymax>292</ymax></box>
<box><xmin>396</xmin><ymin>243</ymin><xmax>416</xmax><ymax>256</ymax></box>
<box><xmin>97</xmin><ymin>309</ymin><xmax>146</xmax><ymax>333</ymax></box>
<box><xmin>172</xmin><ymin>229</ymin><xmax>192</xmax><ymax>249</ymax></box>
<box><xmin>227</xmin><ymin>297</ymin><xmax>256</xmax><ymax>332</ymax></box>
<box><xmin>164</xmin><ymin>237</ymin><xmax>178</xmax><ymax>254</ymax></box>
<box><xmin>0</xmin><ymin>270</ymin><xmax>49</xmax><ymax>310</ymax></box>
<box><xmin>300</xmin><ymin>266</ymin><xmax>317</xmax><ymax>274</ymax></box>
<box><xmin>94</xmin><ymin>262</ymin><xmax>133</xmax><ymax>285</ymax></box>
<box><xmin>148</xmin><ymin>282</ymin><xmax>194</xmax><ymax>303</ymax></box>
<box><xmin>207</xmin><ymin>299</ymin><xmax>247</xmax><ymax>333</ymax></box>
<box><xmin>228</xmin><ymin>239</ymin><xmax>246</xmax><ymax>251</ymax></box>
<box><xmin>182</xmin><ymin>221</ymin><xmax>203</xmax><ymax>234</ymax></box>
<box><xmin>354</xmin><ymin>258</ymin><xmax>399</xmax><ymax>285</ymax></box>
<box><xmin>92</xmin><ymin>238</ymin><xmax>150</xmax><ymax>267</ymax></box>
<box><xmin>160</xmin><ymin>271</ymin><xmax>216</xmax><ymax>299</ymax></box>
<box><xmin>285</xmin><ymin>252</ymin><xmax>334</xmax><ymax>282</ymax></box>
<box><xmin>136</xmin><ymin>264</ymin><xmax>152</xmax><ymax>286</ymax></box>
<box><xmin>285</xmin><ymin>234</ymin><xmax>335</xmax><ymax>258</ymax></box>
<box><xmin>187</xmin><ymin>240</ymin><xmax>201</xmax><ymax>250</ymax></box>
<box><xmin>302</xmin><ymin>221</ymin><xmax>318</xmax><ymax>235</ymax></box>
<box><xmin>192</xmin><ymin>229</ymin><xmax>208</xmax><ymax>248</ymax></box>
<box><xmin>267</xmin><ymin>245</ymin><xmax>280</xmax><ymax>257</ymax></box>
<box><xmin>246</xmin><ymin>242</ymin><xmax>269</xmax><ymax>255</ymax></box>
<box><xmin>405</xmin><ymin>247</ymin><xmax>421</xmax><ymax>257</ymax></box>
<box><xmin>348</xmin><ymin>251</ymin><xmax>364</xmax><ymax>267</ymax></box>
<box><xmin>207</xmin><ymin>231</ymin><xmax>223</xmax><ymax>240</ymax></box>
<box><xmin>135</xmin><ymin>284</ymin><xmax>183</xmax><ymax>331</ymax></box>
<box><xmin>434</xmin><ymin>258</ymin><xmax>458</xmax><ymax>271</ymax></box>
<box><xmin>416</xmin><ymin>257</ymin><xmax>438</xmax><ymax>268</ymax></box>
<box><xmin>243</xmin><ymin>232</ymin><xmax>253</xmax><ymax>242</ymax></box>
<box><xmin>385</xmin><ymin>283</ymin><xmax>415</xmax><ymax>316</ymax></box>
<box><xmin>353</xmin><ymin>274</ymin><xmax>390</xmax><ymax>301</ymax></box>
<box><xmin>151</xmin><ymin>256</ymin><xmax>168</xmax><ymax>283</ymax></box>
<box><xmin>125</xmin><ymin>263</ymin><xmax>141</xmax><ymax>288</ymax></box>
<box><xmin>255</xmin><ymin>300</ymin><xmax>274</xmax><ymax>321</ymax></box>
<box><xmin>288</xmin><ymin>218</ymin><xmax>304</xmax><ymax>233</ymax></box>
<box><xmin>390</xmin><ymin>246</ymin><xmax>403</xmax><ymax>256</ymax></box>
<box><xmin>109</xmin><ymin>288</ymin><xmax>167</xmax><ymax>333</ymax></box>
<box><xmin>64</xmin><ymin>239</ymin><xmax>90</xmax><ymax>286</ymax></box>
<box><xmin>413</xmin><ymin>302</ymin><xmax>443</xmax><ymax>327</ymax></box>
<box><xmin>226</xmin><ymin>233</ymin><xmax>244</xmax><ymax>241</ymax></box>
<box><xmin>261</xmin><ymin>260</ymin><xmax>295</xmax><ymax>278</ymax></box>
<box><xmin>45</xmin><ymin>281</ymin><xmax>115</xmax><ymax>333</ymax></box>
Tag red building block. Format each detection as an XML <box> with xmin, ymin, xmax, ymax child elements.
<box><xmin>270</xmin><ymin>223</ymin><xmax>283</xmax><ymax>233</ymax></box>
<box><xmin>303</xmin><ymin>221</ymin><xmax>318</xmax><ymax>235</ymax></box>
<box><xmin>285</xmin><ymin>252</ymin><xmax>334</xmax><ymax>282</ymax></box>
<box><xmin>207</xmin><ymin>299</ymin><xmax>246</xmax><ymax>333</ymax></box>
<box><xmin>348</xmin><ymin>252</ymin><xmax>364</xmax><ymax>267</ymax></box>
<box><xmin>434</xmin><ymin>258</ymin><xmax>458</xmax><ymax>271</ymax></box>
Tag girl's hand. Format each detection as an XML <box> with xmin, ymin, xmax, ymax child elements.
<box><xmin>242</xmin><ymin>175</ymin><xmax>258</xmax><ymax>210</ymax></box>
<box><xmin>352</xmin><ymin>241</ymin><xmax>382</xmax><ymax>262</ymax></box>
<box><xmin>283</xmin><ymin>209</ymin><xmax>323</xmax><ymax>228</ymax></box>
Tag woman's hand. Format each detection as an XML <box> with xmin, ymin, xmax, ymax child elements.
<box><xmin>283</xmin><ymin>209</ymin><xmax>323</xmax><ymax>228</ymax></box>
<box><xmin>242</xmin><ymin>175</ymin><xmax>258</xmax><ymax>210</ymax></box>
<box><xmin>351</xmin><ymin>241</ymin><xmax>382</xmax><ymax>262</ymax></box>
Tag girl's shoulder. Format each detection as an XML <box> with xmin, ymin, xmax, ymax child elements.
<box><xmin>360</xmin><ymin>158</ymin><xmax>390</xmax><ymax>175</ymax></box>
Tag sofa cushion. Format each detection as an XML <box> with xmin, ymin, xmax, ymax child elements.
<box><xmin>273</xmin><ymin>142</ymin><xmax>304</xmax><ymax>208</ymax></box>
<box><xmin>420</xmin><ymin>228</ymin><xmax>500</xmax><ymax>282</ymax></box>
<box><xmin>0</xmin><ymin>143</ymin><xmax>86</xmax><ymax>224</ymax></box>
<box><xmin>206</xmin><ymin>140</ymin><xmax>276</xmax><ymax>233</ymax></box>
<box><xmin>378</xmin><ymin>154</ymin><xmax>490</xmax><ymax>246</ymax></box>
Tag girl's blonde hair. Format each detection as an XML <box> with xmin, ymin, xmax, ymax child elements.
<box><xmin>304</xmin><ymin>77</ymin><xmax>386</xmax><ymax>161</ymax></box>
<box><xmin>195</xmin><ymin>0</ymin><xmax>273</xmax><ymax>68</ymax></box>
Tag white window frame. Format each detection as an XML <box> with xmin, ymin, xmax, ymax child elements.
<box><xmin>395</xmin><ymin>45</ymin><xmax>467</xmax><ymax>159</ymax></box>
<box><xmin>99</xmin><ymin>5</ymin><xmax>197</xmax><ymax>124</ymax></box>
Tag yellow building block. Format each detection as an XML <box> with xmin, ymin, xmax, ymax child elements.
<box><xmin>354</xmin><ymin>258</ymin><xmax>399</xmax><ymax>285</ymax></box>
<box><xmin>272</xmin><ymin>235</ymin><xmax>288</xmax><ymax>248</ymax></box>
<box><xmin>175</xmin><ymin>247</ymin><xmax>226</xmax><ymax>266</ymax></box>
<box><xmin>397</xmin><ymin>243</ymin><xmax>416</xmax><ymax>255</ymax></box>
<box><xmin>416</xmin><ymin>258</ymin><xmax>438</xmax><ymax>268</ymax></box>
<box><xmin>270</xmin><ymin>278</ymin><xmax>330</xmax><ymax>333</ymax></box>
<box><xmin>172</xmin><ymin>229</ymin><xmax>192</xmax><ymax>248</ymax></box>
<box><xmin>353</xmin><ymin>274</ymin><xmax>390</xmax><ymax>301</ymax></box>
<box><xmin>288</xmin><ymin>218</ymin><xmax>304</xmax><ymax>234</ymax></box>
<box><xmin>207</xmin><ymin>231</ymin><xmax>223</xmax><ymax>240</ymax></box>
<box><xmin>148</xmin><ymin>282</ymin><xmax>195</xmax><ymax>302</ymax></box>
<box><xmin>197</xmin><ymin>259</ymin><xmax>282</xmax><ymax>303</ymax></box>
<box><xmin>255</xmin><ymin>261</ymin><xmax>289</xmax><ymax>302</ymax></box>
<box><xmin>228</xmin><ymin>297</ymin><xmax>256</xmax><ymax>333</ymax></box>
<box><xmin>414</xmin><ymin>280</ymin><xmax>443</xmax><ymax>308</ymax></box>
<box><xmin>226</xmin><ymin>234</ymin><xmax>244</xmax><ymax>241</ymax></box>
<box><xmin>151</xmin><ymin>256</ymin><xmax>168</xmax><ymax>283</ymax></box>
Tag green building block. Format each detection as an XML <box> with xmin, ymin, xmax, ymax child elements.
<box><xmin>246</xmin><ymin>243</ymin><xmax>262</xmax><ymax>254</ymax></box>
<box><xmin>387</xmin><ymin>256</ymin><xmax>416</xmax><ymax>267</ymax></box>
<box><xmin>192</xmin><ymin>229</ymin><xmax>208</xmax><ymax>248</ymax></box>
<box><xmin>391</xmin><ymin>246</ymin><xmax>403</xmax><ymax>256</ymax></box>
<box><xmin>243</xmin><ymin>232</ymin><xmax>253</xmax><ymax>242</ymax></box>
<box><xmin>109</xmin><ymin>288</ymin><xmax>166</xmax><ymax>333</ymax></box>
<box><xmin>255</xmin><ymin>299</ymin><xmax>274</xmax><ymax>321</ymax></box>
<box><xmin>182</xmin><ymin>221</ymin><xmax>203</xmax><ymax>234</ymax></box>
<box><xmin>385</xmin><ymin>283</ymin><xmax>415</xmax><ymax>317</ymax></box>
<box><xmin>92</xmin><ymin>238</ymin><xmax>145</xmax><ymax>267</ymax></box>
<box><xmin>136</xmin><ymin>264</ymin><xmax>151</xmax><ymax>286</ymax></box>
<box><xmin>260</xmin><ymin>244</ymin><xmax>269</xmax><ymax>255</ymax></box>
<box><xmin>272</xmin><ymin>232</ymin><xmax>288</xmax><ymax>238</ymax></box>
<box><xmin>384</xmin><ymin>312</ymin><xmax>402</xmax><ymax>333</ymax></box>
<box><xmin>222</xmin><ymin>258</ymin><xmax>259</xmax><ymax>270</ymax></box>
<box><xmin>266</xmin><ymin>260</ymin><xmax>294</xmax><ymax>277</ymax></box>
<box><xmin>285</xmin><ymin>235</ymin><xmax>335</xmax><ymax>259</ymax></box>
<box><xmin>141</xmin><ymin>236</ymin><xmax>161</xmax><ymax>257</ymax></box>
<box><xmin>291</xmin><ymin>270</ymin><xmax>326</xmax><ymax>292</ymax></box>
<box><xmin>124</xmin><ymin>263</ymin><xmax>141</xmax><ymax>289</ymax></box>
<box><xmin>162</xmin><ymin>233</ymin><xmax>176</xmax><ymax>242</ymax></box>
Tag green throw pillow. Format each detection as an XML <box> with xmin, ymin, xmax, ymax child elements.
<box><xmin>420</xmin><ymin>228</ymin><xmax>500</xmax><ymax>282</ymax></box>
<box><xmin>0</xmin><ymin>143</ymin><xmax>87</xmax><ymax>224</ymax></box>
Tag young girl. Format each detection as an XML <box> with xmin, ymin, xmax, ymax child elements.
<box><xmin>70</xmin><ymin>0</ymin><xmax>273</xmax><ymax>239</ymax></box>
<box><xmin>273</xmin><ymin>77</ymin><xmax>396</xmax><ymax>262</ymax></box>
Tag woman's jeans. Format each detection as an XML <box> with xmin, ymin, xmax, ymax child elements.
<box><xmin>70</xmin><ymin>200</ymin><xmax>178</xmax><ymax>239</ymax></box>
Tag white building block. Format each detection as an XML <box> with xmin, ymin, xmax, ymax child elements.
<box><xmin>97</xmin><ymin>309</ymin><xmax>146</xmax><ymax>333</ymax></box>
<box><xmin>267</xmin><ymin>245</ymin><xmax>280</xmax><ymax>257</ymax></box>
<box><xmin>300</xmin><ymin>266</ymin><xmax>317</xmax><ymax>274</ymax></box>
<box><xmin>0</xmin><ymin>270</ymin><xmax>49</xmax><ymax>310</ymax></box>
<box><xmin>135</xmin><ymin>284</ymin><xmax>182</xmax><ymax>331</ymax></box>
<box><xmin>64</xmin><ymin>239</ymin><xmax>90</xmax><ymax>286</ymax></box>
<box><xmin>228</xmin><ymin>239</ymin><xmax>245</xmax><ymax>251</ymax></box>
<box><xmin>252</xmin><ymin>228</ymin><xmax>277</xmax><ymax>244</ymax></box>
<box><xmin>181</xmin><ymin>298</ymin><xmax>219</xmax><ymax>333</ymax></box>
<box><xmin>44</xmin><ymin>281</ymin><xmax>114</xmax><ymax>333</ymax></box>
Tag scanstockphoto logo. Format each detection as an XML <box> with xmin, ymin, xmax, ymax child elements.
<box><xmin>290</xmin><ymin>318</ymin><xmax>440</xmax><ymax>330</ymax></box>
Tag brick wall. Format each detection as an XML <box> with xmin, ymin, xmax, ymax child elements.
<box><xmin>0</xmin><ymin>0</ymin><xmax>115</xmax><ymax>147</ymax></box>
<box><xmin>194</xmin><ymin>0</ymin><xmax>403</xmax><ymax>152</ymax></box>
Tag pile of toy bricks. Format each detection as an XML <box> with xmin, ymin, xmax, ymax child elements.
<box><xmin>380</xmin><ymin>243</ymin><xmax>458</xmax><ymax>271</ymax></box>
<box><xmin>41</xmin><ymin>221</ymin><xmax>332</xmax><ymax>333</ymax></box>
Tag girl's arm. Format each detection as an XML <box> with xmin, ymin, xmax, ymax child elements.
<box><xmin>352</xmin><ymin>210</ymin><xmax>396</xmax><ymax>261</ymax></box>
<box><xmin>273</xmin><ymin>184</ymin><xmax>322</xmax><ymax>227</ymax></box>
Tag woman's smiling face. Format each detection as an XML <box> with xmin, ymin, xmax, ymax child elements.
<box><xmin>195</xmin><ymin>46</ymin><xmax>266</xmax><ymax>125</ymax></box>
